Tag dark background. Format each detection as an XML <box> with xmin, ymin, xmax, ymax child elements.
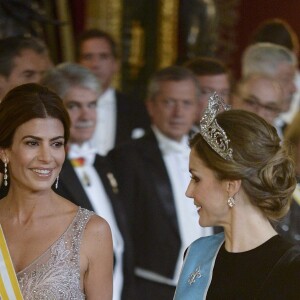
<box><xmin>1</xmin><ymin>0</ymin><xmax>300</xmax><ymax>96</ymax></box>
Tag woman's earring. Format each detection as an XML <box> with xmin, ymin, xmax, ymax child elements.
<box><xmin>55</xmin><ymin>176</ymin><xmax>59</xmax><ymax>189</ymax></box>
<box><xmin>227</xmin><ymin>196</ymin><xmax>235</xmax><ymax>208</ymax></box>
<box><xmin>4</xmin><ymin>160</ymin><xmax>8</xmax><ymax>187</ymax></box>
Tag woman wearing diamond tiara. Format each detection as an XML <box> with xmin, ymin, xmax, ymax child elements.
<box><xmin>174</xmin><ymin>94</ymin><xmax>300</xmax><ymax>299</ymax></box>
<box><xmin>0</xmin><ymin>83</ymin><xmax>113</xmax><ymax>299</ymax></box>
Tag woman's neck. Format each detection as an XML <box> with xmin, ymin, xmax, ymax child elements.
<box><xmin>0</xmin><ymin>187</ymin><xmax>56</xmax><ymax>225</ymax></box>
<box><xmin>222</xmin><ymin>200</ymin><xmax>277</xmax><ymax>253</ymax></box>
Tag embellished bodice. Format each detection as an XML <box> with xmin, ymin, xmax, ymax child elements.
<box><xmin>17</xmin><ymin>207</ymin><xmax>95</xmax><ymax>300</ymax></box>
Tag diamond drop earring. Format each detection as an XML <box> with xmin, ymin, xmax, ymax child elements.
<box><xmin>55</xmin><ymin>176</ymin><xmax>59</xmax><ymax>189</ymax></box>
<box><xmin>227</xmin><ymin>196</ymin><xmax>235</xmax><ymax>208</ymax></box>
<box><xmin>4</xmin><ymin>160</ymin><xmax>8</xmax><ymax>187</ymax></box>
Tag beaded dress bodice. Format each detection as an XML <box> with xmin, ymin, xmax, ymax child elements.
<box><xmin>17</xmin><ymin>207</ymin><xmax>94</xmax><ymax>300</ymax></box>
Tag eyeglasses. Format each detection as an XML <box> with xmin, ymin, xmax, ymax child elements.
<box><xmin>242</xmin><ymin>96</ymin><xmax>281</xmax><ymax>114</ymax></box>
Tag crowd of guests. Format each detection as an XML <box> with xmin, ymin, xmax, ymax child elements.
<box><xmin>1</xmin><ymin>17</ymin><xmax>300</xmax><ymax>299</ymax></box>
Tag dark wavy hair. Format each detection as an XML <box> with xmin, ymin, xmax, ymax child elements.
<box><xmin>0</xmin><ymin>83</ymin><xmax>70</xmax><ymax>148</ymax></box>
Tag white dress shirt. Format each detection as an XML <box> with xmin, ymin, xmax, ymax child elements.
<box><xmin>91</xmin><ymin>88</ymin><xmax>117</xmax><ymax>155</ymax></box>
<box><xmin>152</xmin><ymin>127</ymin><xmax>213</xmax><ymax>284</ymax></box>
<box><xmin>68</xmin><ymin>142</ymin><xmax>124</xmax><ymax>300</ymax></box>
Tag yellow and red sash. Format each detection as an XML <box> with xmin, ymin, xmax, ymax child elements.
<box><xmin>0</xmin><ymin>225</ymin><xmax>23</xmax><ymax>300</ymax></box>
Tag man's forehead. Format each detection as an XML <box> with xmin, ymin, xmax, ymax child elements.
<box><xmin>13</xmin><ymin>49</ymin><xmax>48</xmax><ymax>64</ymax></box>
<box><xmin>64</xmin><ymin>87</ymin><xmax>98</xmax><ymax>102</ymax></box>
<box><xmin>242</xmin><ymin>82</ymin><xmax>282</xmax><ymax>104</ymax></box>
<box><xmin>14</xmin><ymin>48</ymin><xmax>45</xmax><ymax>58</ymax></box>
<box><xmin>197</xmin><ymin>74</ymin><xmax>229</xmax><ymax>85</ymax></box>
<box><xmin>80</xmin><ymin>38</ymin><xmax>112</xmax><ymax>53</ymax></box>
<box><xmin>274</xmin><ymin>62</ymin><xmax>296</xmax><ymax>76</ymax></box>
<box><xmin>159</xmin><ymin>79</ymin><xmax>198</xmax><ymax>91</ymax></box>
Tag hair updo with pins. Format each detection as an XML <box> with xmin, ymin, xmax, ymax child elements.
<box><xmin>190</xmin><ymin>109</ymin><xmax>296</xmax><ymax>220</ymax></box>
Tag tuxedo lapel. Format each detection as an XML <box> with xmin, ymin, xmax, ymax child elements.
<box><xmin>115</xmin><ymin>91</ymin><xmax>151</xmax><ymax>147</ymax></box>
<box><xmin>58</xmin><ymin>160</ymin><xmax>93</xmax><ymax>210</ymax></box>
<box><xmin>139</xmin><ymin>132</ymin><xmax>180</xmax><ymax>234</ymax></box>
<box><xmin>93</xmin><ymin>155</ymin><xmax>135</xmax><ymax>300</ymax></box>
<box><xmin>93</xmin><ymin>155</ymin><xmax>127</xmax><ymax>234</ymax></box>
<box><xmin>115</xmin><ymin>91</ymin><xmax>131</xmax><ymax>146</ymax></box>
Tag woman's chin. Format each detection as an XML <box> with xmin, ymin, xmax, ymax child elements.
<box><xmin>198</xmin><ymin>218</ymin><xmax>209</xmax><ymax>227</ymax></box>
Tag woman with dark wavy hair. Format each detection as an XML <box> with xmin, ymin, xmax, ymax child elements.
<box><xmin>0</xmin><ymin>83</ymin><xmax>113</xmax><ymax>299</ymax></box>
<box><xmin>174</xmin><ymin>94</ymin><xmax>300</xmax><ymax>299</ymax></box>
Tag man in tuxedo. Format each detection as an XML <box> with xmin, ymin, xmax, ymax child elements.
<box><xmin>41</xmin><ymin>62</ymin><xmax>135</xmax><ymax>300</ymax></box>
<box><xmin>185</xmin><ymin>56</ymin><xmax>231</xmax><ymax>109</ymax></box>
<box><xmin>0</xmin><ymin>35</ymin><xmax>52</xmax><ymax>100</ymax></box>
<box><xmin>0</xmin><ymin>35</ymin><xmax>52</xmax><ymax>187</ymax></box>
<box><xmin>184</xmin><ymin>56</ymin><xmax>231</xmax><ymax>135</ymax></box>
<box><xmin>242</xmin><ymin>43</ymin><xmax>297</xmax><ymax>137</ymax></box>
<box><xmin>231</xmin><ymin>73</ymin><xmax>283</xmax><ymax>125</ymax></box>
<box><xmin>77</xmin><ymin>29</ymin><xmax>150</xmax><ymax>155</ymax></box>
<box><xmin>109</xmin><ymin>66</ymin><xmax>214</xmax><ymax>300</ymax></box>
<box><xmin>249</xmin><ymin>18</ymin><xmax>300</xmax><ymax>125</ymax></box>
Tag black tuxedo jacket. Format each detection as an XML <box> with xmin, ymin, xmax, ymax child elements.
<box><xmin>109</xmin><ymin>131</ymin><xmax>221</xmax><ymax>281</ymax></box>
<box><xmin>114</xmin><ymin>90</ymin><xmax>150</xmax><ymax>147</ymax></box>
<box><xmin>56</xmin><ymin>155</ymin><xmax>135</xmax><ymax>300</ymax></box>
<box><xmin>109</xmin><ymin>131</ymin><xmax>182</xmax><ymax>279</ymax></box>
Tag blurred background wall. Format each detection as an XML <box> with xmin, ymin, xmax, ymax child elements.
<box><xmin>1</xmin><ymin>0</ymin><xmax>299</xmax><ymax>98</ymax></box>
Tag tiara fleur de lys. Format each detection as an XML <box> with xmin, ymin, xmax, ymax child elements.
<box><xmin>199</xmin><ymin>92</ymin><xmax>233</xmax><ymax>160</ymax></box>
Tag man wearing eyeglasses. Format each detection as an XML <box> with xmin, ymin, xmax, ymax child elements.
<box><xmin>242</xmin><ymin>43</ymin><xmax>297</xmax><ymax>136</ymax></box>
<box><xmin>231</xmin><ymin>73</ymin><xmax>283</xmax><ymax>125</ymax></box>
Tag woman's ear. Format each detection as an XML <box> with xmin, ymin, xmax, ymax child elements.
<box><xmin>0</xmin><ymin>149</ymin><xmax>8</xmax><ymax>164</ymax></box>
<box><xmin>226</xmin><ymin>179</ymin><xmax>242</xmax><ymax>197</ymax></box>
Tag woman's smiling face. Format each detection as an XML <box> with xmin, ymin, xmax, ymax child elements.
<box><xmin>4</xmin><ymin>117</ymin><xmax>65</xmax><ymax>192</ymax></box>
<box><xmin>186</xmin><ymin>148</ymin><xmax>231</xmax><ymax>227</ymax></box>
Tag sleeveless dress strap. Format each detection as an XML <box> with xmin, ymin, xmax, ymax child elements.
<box><xmin>174</xmin><ymin>233</ymin><xmax>224</xmax><ymax>300</ymax></box>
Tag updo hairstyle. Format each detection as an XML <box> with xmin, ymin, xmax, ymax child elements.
<box><xmin>190</xmin><ymin>110</ymin><xmax>296</xmax><ymax>220</ymax></box>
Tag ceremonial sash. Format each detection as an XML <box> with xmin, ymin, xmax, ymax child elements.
<box><xmin>173</xmin><ymin>232</ymin><xmax>224</xmax><ymax>300</ymax></box>
<box><xmin>0</xmin><ymin>225</ymin><xmax>23</xmax><ymax>300</ymax></box>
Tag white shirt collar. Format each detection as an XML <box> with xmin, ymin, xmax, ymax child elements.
<box><xmin>152</xmin><ymin>126</ymin><xmax>189</xmax><ymax>155</ymax></box>
<box><xmin>68</xmin><ymin>142</ymin><xmax>97</xmax><ymax>165</ymax></box>
<box><xmin>99</xmin><ymin>87</ymin><xmax>115</xmax><ymax>106</ymax></box>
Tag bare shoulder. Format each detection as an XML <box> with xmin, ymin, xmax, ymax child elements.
<box><xmin>85</xmin><ymin>214</ymin><xmax>111</xmax><ymax>236</ymax></box>
<box><xmin>81</xmin><ymin>214</ymin><xmax>113</xmax><ymax>299</ymax></box>
<box><xmin>81</xmin><ymin>214</ymin><xmax>112</xmax><ymax>253</ymax></box>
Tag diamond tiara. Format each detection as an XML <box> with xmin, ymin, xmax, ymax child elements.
<box><xmin>199</xmin><ymin>92</ymin><xmax>233</xmax><ymax>160</ymax></box>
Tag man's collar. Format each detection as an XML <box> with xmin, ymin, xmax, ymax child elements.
<box><xmin>152</xmin><ymin>126</ymin><xmax>189</xmax><ymax>154</ymax></box>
